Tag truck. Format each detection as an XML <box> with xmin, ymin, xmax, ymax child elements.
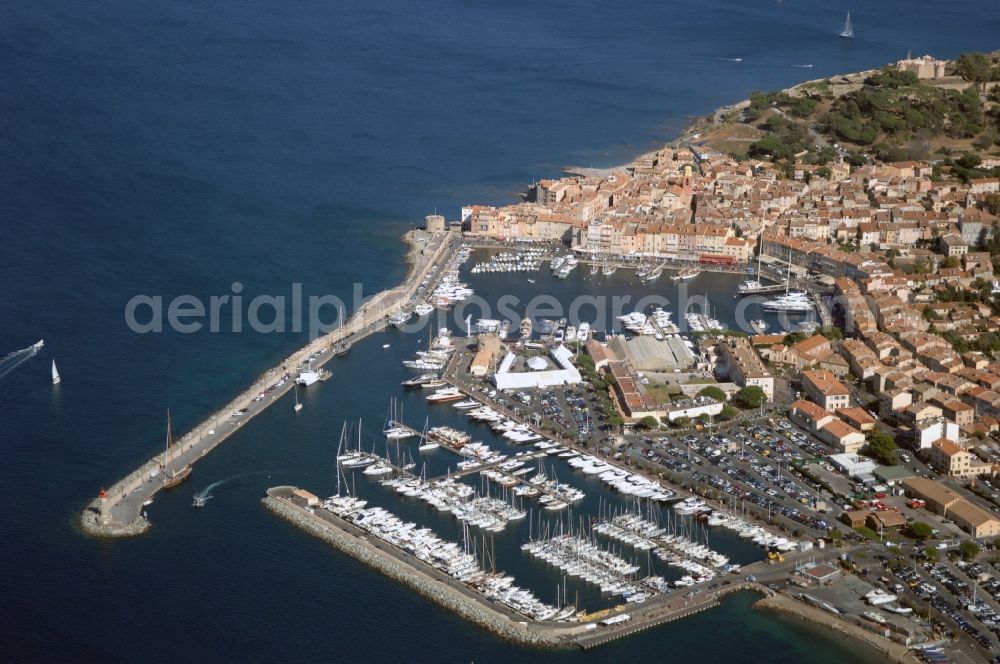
<box><xmin>907</xmin><ymin>499</ymin><xmax>926</xmax><ymax>509</ymax></box>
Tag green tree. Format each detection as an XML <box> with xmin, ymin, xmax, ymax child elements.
<box><xmin>943</xmin><ymin>255</ymin><xmax>960</xmax><ymax>269</ymax></box>
<box><xmin>819</xmin><ymin>325</ymin><xmax>843</xmax><ymax>340</ymax></box>
<box><xmin>864</xmin><ymin>429</ymin><xmax>898</xmax><ymax>466</ymax></box>
<box><xmin>958</xmin><ymin>540</ymin><xmax>981</xmax><ymax>561</ymax></box>
<box><xmin>982</xmin><ymin>193</ymin><xmax>1000</xmax><ymax>216</ymax></box>
<box><xmin>733</xmin><ymin>386</ymin><xmax>767</xmax><ymax>409</ymax></box>
<box><xmin>956</xmin><ymin>52</ymin><xmax>993</xmax><ymax>90</ymax></box>
<box><xmin>908</xmin><ymin>521</ymin><xmax>933</xmax><ymax>540</ymax></box>
<box><xmin>868</xmin><ymin>67</ymin><xmax>919</xmax><ymax>89</ymax></box>
<box><xmin>637</xmin><ymin>415</ymin><xmax>659</xmax><ymax>430</ymax></box>
<box><xmin>607</xmin><ymin>414</ymin><xmax>624</xmax><ymax>427</ymax></box>
<box><xmin>846</xmin><ymin>151</ymin><xmax>869</xmax><ymax>168</ymax></box>
<box><xmin>923</xmin><ymin>545</ymin><xmax>940</xmax><ymax>561</ymax></box>
<box><xmin>829</xmin><ymin>528</ymin><xmax>844</xmax><ymax>541</ymax></box>
<box><xmin>956</xmin><ymin>152</ymin><xmax>982</xmax><ymax>170</ymax></box>
<box><xmin>974</xmin><ymin>128</ymin><xmax>998</xmax><ymax>151</ymax></box>
<box><xmin>719</xmin><ymin>404</ymin><xmax>739</xmax><ymax>420</ymax></box>
<box><xmin>697</xmin><ymin>386</ymin><xmax>728</xmax><ymax>402</ymax></box>
<box><xmin>674</xmin><ymin>416</ymin><xmax>691</xmax><ymax>427</ymax></box>
<box><xmin>783</xmin><ymin>331</ymin><xmax>807</xmax><ymax>345</ymax></box>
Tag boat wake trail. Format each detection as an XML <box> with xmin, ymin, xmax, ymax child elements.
<box><xmin>192</xmin><ymin>471</ymin><xmax>272</xmax><ymax>507</ymax></box>
<box><xmin>0</xmin><ymin>342</ymin><xmax>42</xmax><ymax>382</ymax></box>
<box><xmin>715</xmin><ymin>57</ymin><xmax>743</xmax><ymax>63</ymax></box>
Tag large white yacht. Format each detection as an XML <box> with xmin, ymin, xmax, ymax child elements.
<box><xmin>761</xmin><ymin>291</ymin><xmax>813</xmax><ymax>313</ymax></box>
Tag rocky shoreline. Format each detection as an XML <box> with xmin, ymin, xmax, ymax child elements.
<box><xmin>262</xmin><ymin>492</ymin><xmax>578</xmax><ymax>649</ymax></box>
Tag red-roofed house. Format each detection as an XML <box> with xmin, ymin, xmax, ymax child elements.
<box><xmin>820</xmin><ymin>419</ymin><xmax>866</xmax><ymax>454</ymax></box>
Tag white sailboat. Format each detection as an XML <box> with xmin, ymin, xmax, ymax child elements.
<box><xmin>417</xmin><ymin>417</ymin><xmax>438</xmax><ymax>451</ymax></box>
<box><xmin>839</xmin><ymin>12</ymin><xmax>854</xmax><ymax>39</ymax></box>
<box><xmin>51</xmin><ymin>359</ymin><xmax>61</xmax><ymax>384</ymax></box>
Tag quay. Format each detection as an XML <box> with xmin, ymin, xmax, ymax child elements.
<box><xmin>377</xmin><ymin>420</ymin><xmax>580</xmax><ymax>506</ymax></box>
<box><xmin>263</xmin><ymin>485</ymin><xmax>782</xmax><ymax>649</ymax></box>
<box><xmin>81</xmin><ymin>230</ymin><xmax>457</xmax><ymax>537</ymax></box>
<box><xmin>263</xmin><ymin>485</ymin><xmax>583</xmax><ymax>648</ymax></box>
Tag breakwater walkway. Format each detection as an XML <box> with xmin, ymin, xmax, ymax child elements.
<box><xmin>264</xmin><ymin>486</ymin><xmax>583</xmax><ymax>648</ymax></box>
<box><xmin>81</xmin><ymin>230</ymin><xmax>456</xmax><ymax>537</ymax></box>
<box><xmin>264</xmin><ymin>485</ymin><xmax>778</xmax><ymax>649</ymax></box>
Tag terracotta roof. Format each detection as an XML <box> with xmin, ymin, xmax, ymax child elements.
<box><xmin>822</xmin><ymin>419</ymin><xmax>862</xmax><ymax>440</ymax></box>
<box><xmin>750</xmin><ymin>334</ymin><xmax>786</xmax><ymax>346</ymax></box>
<box><xmin>932</xmin><ymin>439</ymin><xmax>964</xmax><ymax>458</ymax></box>
<box><xmin>948</xmin><ymin>500</ymin><xmax>1000</xmax><ymax>528</ymax></box>
<box><xmin>803</xmin><ymin>369</ymin><xmax>849</xmax><ymax>396</ymax></box>
<box><xmin>792</xmin><ymin>334</ymin><xmax>830</xmax><ymax>357</ymax></box>
<box><xmin>790</xmin><ymin>399</ymin><xmax>829</xmax><ymax>423</ymax></box>
<box><xmin>868</xmin><ymin>511</ymin><xmax>906</xmax><ymax>529</ymax></box>
<box><xmin>902</xmin><ymin>478</ymin><xmax>962</xmax><ymax>507</ymax></box>
<box><xmin>836</xmin><ymin>407</ymin><xmax>876</xmax><ymax>427</ymax></box>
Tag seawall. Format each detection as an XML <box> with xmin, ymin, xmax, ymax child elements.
<box><xmin>262</xmin><ymin>489</ymin><xmax>580</xmax><ymax>649</ymax></box>
<box><xmin>755</xmin><ymin>593</ymin><xmax>919</xmax><ymax>664</ymax></box>
<box><xmin>81</xmin><ymin>230</ymin><xmax>454</xmax><ymax>537</ymax></box>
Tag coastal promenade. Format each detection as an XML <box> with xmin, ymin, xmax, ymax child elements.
<box><xmin>81</xmin><ymin>230</ymin><xmax>456</xmax><ymax>537</ymax></box>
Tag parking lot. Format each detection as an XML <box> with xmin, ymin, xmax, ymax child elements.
<box><xmin>882</xmin><ymin>554</ymin><xmax>1000</xmax><ymax>654</ymax></box>
<box><xmin>632</xmin><ymin>417</ymin><xmax>838</xmax><ymax>537</ymax></box>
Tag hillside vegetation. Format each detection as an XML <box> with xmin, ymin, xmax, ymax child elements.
<box><xmin>696</xmin><ymin>51</ymin><xmax>1000</xmax><ymax>169</ymax></box>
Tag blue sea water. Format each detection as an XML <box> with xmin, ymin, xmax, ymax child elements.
<box><xmin>1</xmin><ymin>1</ymin><xmax>999</xmax><ymax>661</ymax></box>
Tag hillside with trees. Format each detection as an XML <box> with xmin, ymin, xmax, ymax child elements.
<box><xmin>688</xmin><ymin>51</ymin><xmax>1000</xmax><ymax>169</ymax></box>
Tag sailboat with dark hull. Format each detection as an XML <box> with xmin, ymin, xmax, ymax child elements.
<box><xmin>162</xmin><ymin>410</ymin><xmax>192</xmax><ymax>489</ymax></box>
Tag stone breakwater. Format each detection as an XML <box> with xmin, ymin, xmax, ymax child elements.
<box><xmin>754</xmin><ymin>593</ymin><xmax>918</xmax><ymax>664</ymax></box>
<box><xmin>264</xmin><ymin>490</ymin><xmax>800</xmax><ymax>649</ymax></box>
<box><xmin>81</xmin><ymin>230</ymin><xmax>453</xmax><ymax>538</ymax></box>
<box><xmin>262</xmin><ymin>492</ymin><xmax>578</xmax><ymax>649</ymax></box>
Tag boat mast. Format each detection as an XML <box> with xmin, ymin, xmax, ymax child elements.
<box><xmin>165</xmin><ymin>409</ymin><xmax>174</xmax><ymax>476</ymax></box>
<box><xmin>336</xmin><ymin>422</ymin><xmax>345</xmax><ymax>496</ymax></box>
<box><xmin>756</xmin><ymin>232</ymin><xmax>763</xmax><ymax>281</ymax></box>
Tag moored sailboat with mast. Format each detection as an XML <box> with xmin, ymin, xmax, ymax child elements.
<box><xmin>162</xmin><ymin>410</ymin><xmax>192</xmax><ymax>489</ymax></box>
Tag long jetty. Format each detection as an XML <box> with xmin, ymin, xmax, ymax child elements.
<box><xmin>81</xmin><ymin>230</ymin><xmax>456</xmax><ymax>537</ymax></box>
<box><xmin>263</xmin><ymin>485</ymin><xmax>776</xmax><ymax>649</ymax></box>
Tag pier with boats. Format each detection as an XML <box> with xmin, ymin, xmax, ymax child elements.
<box><xmin>272</xmin><ymin>345</ymin><xmax>810</xmax><ymax>647</ymax></box>
<box><xmin>264</xmin><ymin>485</ymin><xmax>784</xmax><ymax>649</ymax></box>
<box><xmin>90</xmin><ymin>236</ymin><xmax>827</xmax><ymax>650</ymax></box>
